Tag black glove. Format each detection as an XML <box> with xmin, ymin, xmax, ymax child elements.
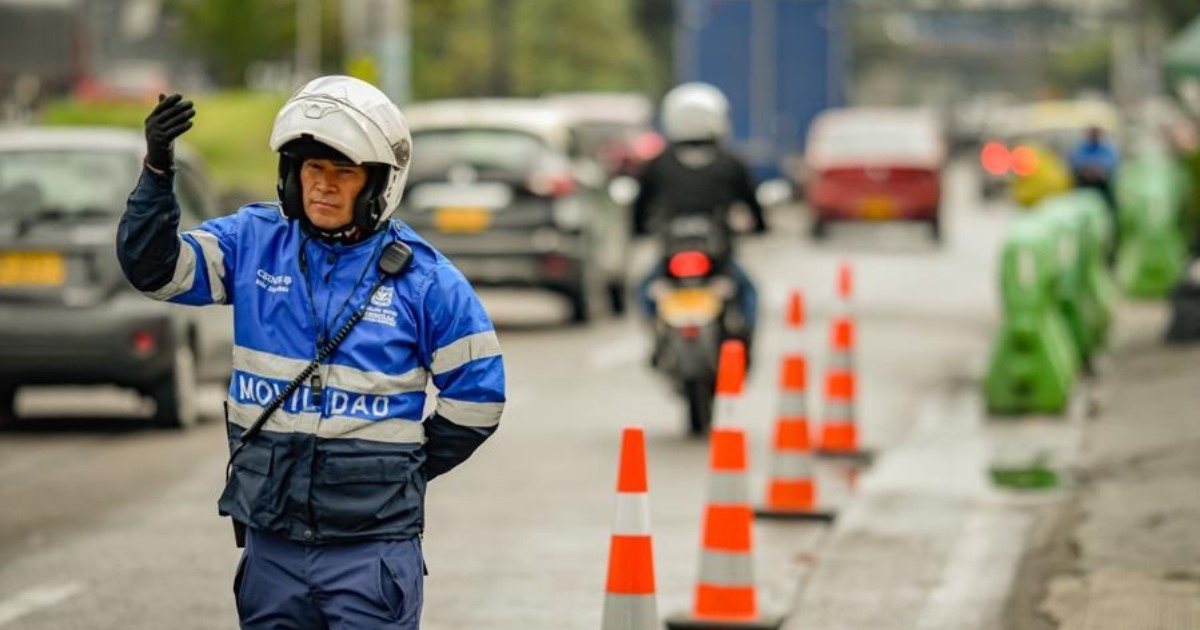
<box><xmin>143</xmin><ymin>93</ymin><xmax>195</xmax><ymax>172</ymax></box>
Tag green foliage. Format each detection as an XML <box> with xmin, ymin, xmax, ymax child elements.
<box><xmin>1148</xmin><ymin>0</ymin><xmax>1200</xmax><ymax>36</ymax></box>
<box><xmin>40</xmin><ymin>92</ymin><xmax>286</xmax><ymax>198</ymax></box>
<box><xmin>409</xmin><ymin>0</ymin><xmax>658</xmax><ymax>100</ymax></box>
<box><xmin>1047</xmin><ymin>35</ymin><xmax>1111</xmax><ymax>93</ymax></box>
<box><xmin>511</xmin><ymin>0</ymin><xmax>657</xmax><ymax>96</ymax></box>
<box><xmin>171</xmin><ymin>0</ymin><xmax>295</xmax><ymax>86</ymax></box>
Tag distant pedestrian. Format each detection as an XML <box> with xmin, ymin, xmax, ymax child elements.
<box><xmin>1069</xmin><ymin>125</ymin><xmax>1121</xmax><ymax>265</ymax></box>
<box><xmin>116</xmin><ymin>76</ymin><xmax>505</xmax><ymax>628</ymax></box>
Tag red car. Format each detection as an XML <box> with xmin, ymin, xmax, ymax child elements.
<box><xmin>805</xmin><ymin>108</ymin><xmax>946</xmax><ymax>241</ymax></box>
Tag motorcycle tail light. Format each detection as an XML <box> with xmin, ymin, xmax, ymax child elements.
<box><xmin>680</xmin><ymin>325</ymin><xmax>701</xmax><ymax>338</ymax></box>
<box><xmin>130</xmin><ymin>330</ymin><xmax>156</xmax><ymax>356</ymax></box>
<box><xmin>668</xmin><ymin>251</ymin><xmax>712</xmax><ymax>278</ymax></box>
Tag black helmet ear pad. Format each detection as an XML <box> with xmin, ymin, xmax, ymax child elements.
<box><xmin>278</xmin><ymin>155</ymin><xmax>305</xmax><ymax>221</ymax></box>
<box><xmin>351</xmin><ymin>165</ymin><xmax>389</xmax><ymax>233</ymax></box>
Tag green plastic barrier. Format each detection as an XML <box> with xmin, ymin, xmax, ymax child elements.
<box><xmin>1115</xmin><ymin>155</ymin><xmax>1189</xmax><ymax>298</ymax></box>
<box><xmin>1040</xmin><ymin>191</ymin><xmax>1116</xmax><ymax>366</ymax></box>
<box><xmin>1072</xmin><ymin>189</ymin><xmax>1120</xmax><ymax>347</ymax></box>
<box><xmin>1041</xmin><ymin>197</ymin><xmax>1092</xmax><ymax>366</ymax></box>
<box><xmin>985</xmin><ymin>216</ymin><xmax>1079</xmax><ymax>415</ymax></box>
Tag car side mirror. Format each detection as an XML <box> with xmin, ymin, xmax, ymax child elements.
<box><xmin>607</xmin><ymin>176</ymin><xmax>639</xmax><ymax>206</ymax></box>
<box><xmin>756</xmin><ymin>178</ymin><xmax>793</xmax><ymax>208</ymax></box>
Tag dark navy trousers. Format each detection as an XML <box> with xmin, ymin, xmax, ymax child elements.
<box><xmin>235</xmin><ymin>528</ymin><xmax>425</xmax><ymax>629</ymax></box>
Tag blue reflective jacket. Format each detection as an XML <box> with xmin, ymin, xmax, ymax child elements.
<box><xmin>117</xmin><ymin>166</ymin><xmax>504</xmax><ymax>543</ymax></box>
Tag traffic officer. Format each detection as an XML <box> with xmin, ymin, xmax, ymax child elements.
<box><xmin>117</xmin><ymin>76</ymin><xmax>505</xmax><ymax>628</ymax></box>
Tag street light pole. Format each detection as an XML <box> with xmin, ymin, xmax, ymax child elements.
<box><xmin>296</xmin><ymin>0</ymin><xmax>321</xmax><ymax>82</ymax></box>
<box><xmin>379</xmin><ymin>0</ymin><xmax>411</xmax><ymax>104</ymax></box>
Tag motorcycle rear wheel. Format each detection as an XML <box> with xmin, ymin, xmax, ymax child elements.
<box><xmin>684</xmin><ymin>377</ymin><xmax>715</xmax><ymax>436</ymax></box>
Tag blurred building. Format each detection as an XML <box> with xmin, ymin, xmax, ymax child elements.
<box><xmin>851</xmin><ymin>0</ymin><xmax>1141</xmax><ymax>108</ymax></box>
<box><xmin>0</xmin><ymin>0</ymin><xmax>194</xmax><ymax>113</ymax></box>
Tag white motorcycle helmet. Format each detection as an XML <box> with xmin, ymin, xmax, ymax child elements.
<box><xmin>269</xmin><ymin>75</ymin><xmax>412</xmax><ymax>236</ymax></box>
<box><xmin>660</xmin><ymin>82</ymin><xmax>730</xmax><ymax>143</ymax></box>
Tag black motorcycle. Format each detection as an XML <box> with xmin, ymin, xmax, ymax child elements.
<box><xmin>647</xmin><ymin>214</ymin><xmax>746</xmax><ymax>435</ymax></box>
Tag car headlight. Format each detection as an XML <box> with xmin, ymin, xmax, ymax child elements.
<box><xmin>552</xmin><ymin>198</ymin><xmax>587</xmax><ymax>231</ymax></box>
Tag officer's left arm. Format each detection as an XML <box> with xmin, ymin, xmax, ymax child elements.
<box><xmin>418</xmin><ymin>263</ymin><xmax>505</xmax><ymax>481</ymax></box>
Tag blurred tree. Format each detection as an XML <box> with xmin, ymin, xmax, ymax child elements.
<box><xmin>172</xmin><ymin>0</ymin><xmax>294</xmax><ymax>86</ymax></box>
<box><xmin>172</xmin><ymin>0</ymin><xmax>344</xmax><ymax>87</ymax></box>
<box><xmin>1148</xmin><ymin>0</ymin><xmax>1200</xmax><ymax>36</ymax></box>
<box><xmin>633</xmin><ymin>0</ymin><xmax>673</xmax><ymax>95</ymax></box>
<box><xmin>410</xmin><ymin>0</ymin><xmax>656</xmax><ymax>100</ymax></box>
<box><xmin>410</xmin><ymin>0</ymin><xmax>493</xmax><ymax>98</ymax></box>
<box><xmin>511</xmin><ymin>0</ymin><xmax>655</xmax><ymax>96</ymax></box>
<box><xmin>1047</xmin><ymin>35</ymin><xmax>1111</xmax><ymax>94</ymax></box>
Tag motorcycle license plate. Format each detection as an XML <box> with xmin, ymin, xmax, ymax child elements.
<box><xmin>0</xmin><ymin>251</ymin><xmax>65</xmax><ymax>286</ymax></box>
<box><xmin>659</xmin><ymin>288</ymin><xmax>721</xmax><ymax>321</ymax></box>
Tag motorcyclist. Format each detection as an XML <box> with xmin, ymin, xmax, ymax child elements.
<box><xmin>117</xmin><ymin>77</ymin><xmax>505</xmax><ymax>628</ymax></box>
<box><xmin>633</xmin><ymin>82</ymin><xmax>767</xmax><ymax>362</ymax></box>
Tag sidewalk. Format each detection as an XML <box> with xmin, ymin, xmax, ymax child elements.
<box><xmin>1018</xmin><ymin>306</ymin><xmax>1200</xmax><ymax>629</ymax></box>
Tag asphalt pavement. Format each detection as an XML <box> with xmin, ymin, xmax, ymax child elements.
<box><xmin>0</xmin><ymin>161</ymin><xmax>1064</xmax><ymax>630</ymax></box>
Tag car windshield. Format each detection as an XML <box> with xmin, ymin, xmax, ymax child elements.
<box><xmin>410</xmin><ymin>129</ymin><xmax>549</xmax><ymax>180</ymax></box>
<box><xmin>572</xmin><ymin>122</ymin><xmax>636</xmax><ymax>156</ymax></box>
<box><xmin>0</xmin><ymin>149</ymin><xmax>137</xmax><ymax>218</ymax></box>
<box><xmin>812</xmin><ymin>121</ymin><xmax>937</xmax><ymax>161</ymax></box>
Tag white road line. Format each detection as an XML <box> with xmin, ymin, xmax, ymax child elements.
<box><xmin>0</xmin><ymin>582</ymin><xmax>85</xmax><ymax>627</ymax></box>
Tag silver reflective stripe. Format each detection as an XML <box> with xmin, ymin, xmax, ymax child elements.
<box><xmin>707</xmin><ymin>471</ymin><xmax>749</xmax><ymax>505</ymax></box>
<box><xmin>436</xmin><ymin>397</ymin><xmax>503</xmax><ymax>428</ymax></box>
<box><xmin>778</xmin><ymin>392</ymin><xmax>807</xmax><ymax>418</ymax></box>
<box><xmin>612</xmin><ymin>492</ymin><xmax>651</xmax><ymax>536</ymax></box>
<box><xmin>233</xmin><ymin>346</ymin><xmax>428</xmax><ymax>397</ymax></box>
<box><xmin>431</xmin><ymin>331</ymin><xmax>502</xmax><ymax>375</ymax></box>
<box><xmin>328</xmin><ymin>364</ymin><xmax>427</xmax><ymax>397</ymax></box>
<box><xmin>227</xmin><ymin>400</ymin><xmax>320</xmax><ymax>435</ymax></box>
<box><xmin>824</xmin><ymin>403</ymin><xmax>854</xmax><ymax>422</ymax></box>
<box><xmin>601</xmin><ymin>594</ymin><xmax>658</xmax><ymax>630</ymax></box>
<box><xmin>233</xmin><ymin>346</ymin><xmax>310</xmax><ymax>380</ymax></box>
<box><xmin>227</xmin><ymin>400</ymin><xmax>425</xmax><ymax>444</ymax></box>
<box><xmin>828</xmin><ymin>350</ymin><xmax>853</xmax><ymax>370</ymax></box>
<box><xmin>318</xmin><ymin>417</ymin><xmax>425</xmax><ymax>444</ymax></box>
<box><xmin>186</xmin><ymin>229</ymin><xmax>227</xmax><ymax>304</ymax></box>
<box><xmin>144</xmin><ymin>235</ymin><xmax>197</xmax><ymax>300</ymax></box>
<box><xmin>770</xmin><ymin>451</ymin><xmax>814</xmax><ymax>478</ymax></box>
<box><xmin>698</xmin><ymin>550</ymin><xmax>755</xmax><ymax>587</ymax></box>
<box><xmin>712</xmin><ymin>396</ymin><xmax>738</xmax><ymax>429</ymax></box>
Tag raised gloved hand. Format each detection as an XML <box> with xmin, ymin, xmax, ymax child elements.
<box><xmin>143</xmin><ymin>93</ymin><xmax>195</xmax><ymax>172</ymax></box>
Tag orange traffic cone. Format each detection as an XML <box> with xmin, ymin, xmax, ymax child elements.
<box><xmin>603</xmin><ymin>426</ymin><xmax>658</xmax><ymax>630</ymax></box>
<box><xmin>816</xmin><ymin>317</ymin><xmax>872</xmax><ymax>462</ymax></box>
<box><xmin>755</xmin><ymin>355</ymin><xmax>836</xmax><ymax>523</ymax></box>
<box><xmin>712</xmin><ymin>339</ymin><xmax>746</xmax><ymax>430</ymax></box>
<box><xmin>837</xmin><ymin>262</ymin><xmax>853</xmax><ymax>305</ymax></box>
<box><xmin>666</xmin><ymin>427</ymin><xmax>784</xmax><ymax>630</ymax></box>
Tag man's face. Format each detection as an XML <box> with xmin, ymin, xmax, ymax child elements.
<box><xmin>300</xmin><ymin>158</ymin><xmax>368</xmax><ymax>230</ymax></box>
<box><xmin>1086</xmin><ymin>127</ymin><xmax>1102</xmax><ymax>143</ymax></box>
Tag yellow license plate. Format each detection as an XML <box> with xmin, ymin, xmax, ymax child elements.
<box><xmin>860</xmin><ymin>196</ymin><xmax>895</xmax><ymax>220</ymax></box>
<box><xmin>0</xmin><ymin>252</ymin><xmax>65</xmax><ymax>286</ymax></box>
<box><xmin>659</xmin><ymin>288</ymin><xmax>721</xmax><ymax>320</ymax></box>
<box><xmin>434</xmin><ymin>207</ymin><xmax>491</xmax><ymax>233</ymax></box>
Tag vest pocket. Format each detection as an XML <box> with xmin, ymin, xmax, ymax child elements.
<box><xmin>313</xmin><ymin>455</ymin><xmax>417</xmax><ymax>535</ymax></box>
<box><xmin>218</xmin><ymin>442</ymin><xmax>276</xmax><ymax>528</ymax></box>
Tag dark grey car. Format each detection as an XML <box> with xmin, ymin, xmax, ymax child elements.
<box><xmin>399</xmin><ymin>99</ymin><xmax>631</xmax><ymax>324</ymax></box>
<box><xmin>0</xmin><ymin>128</ymin><xmax>233</xmax><ymax>428</ymax></box>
